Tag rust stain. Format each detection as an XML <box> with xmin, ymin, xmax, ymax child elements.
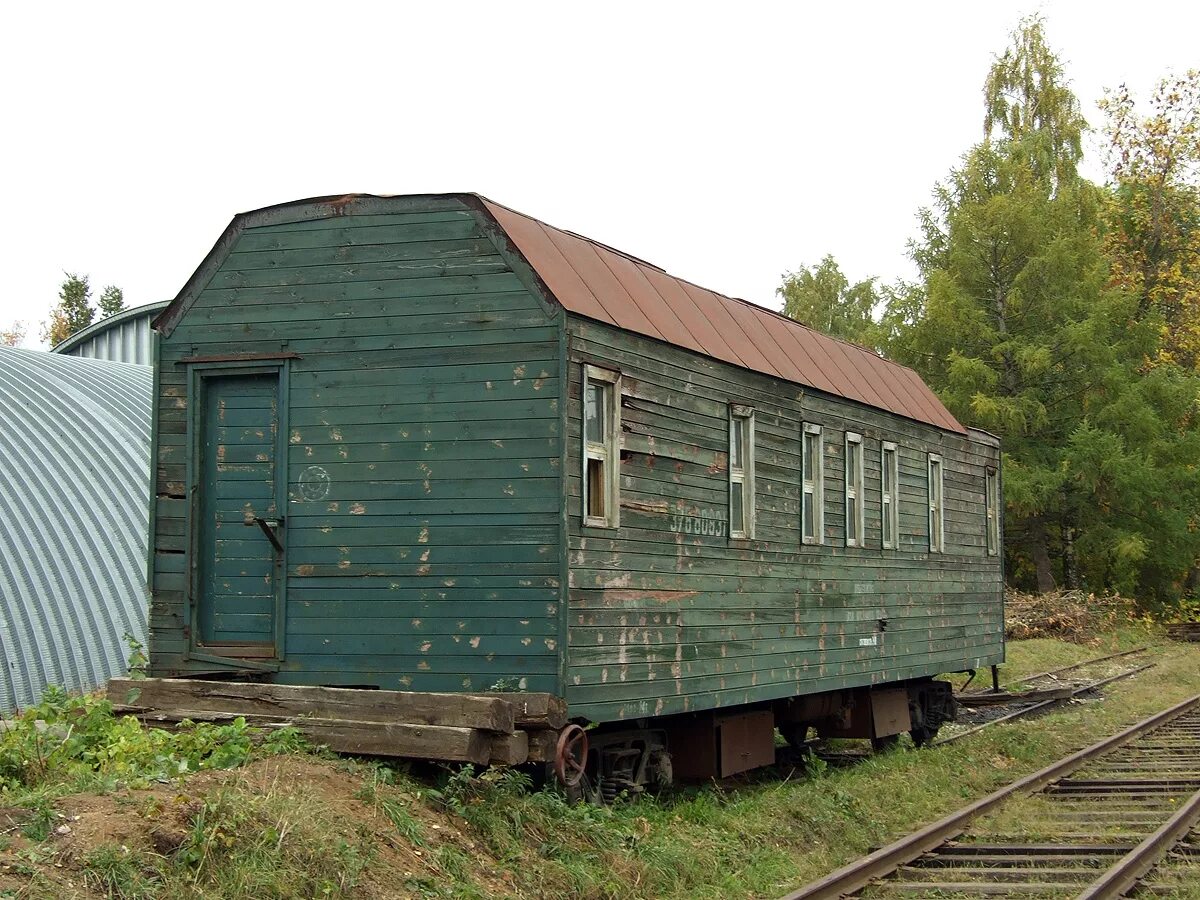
<box><xmin>297</xmin><ymin>564</ymin><xmax>314</xmax><ymax>576</ymax></box>
<box><xmin>608</xmin><ymin>589</ymin><xmax>698</xmax><ymax>604</ymax></box>
<box><xmin>620</xmin><ymin>498</ymin><xmax>669</xmax><ymax>514</ymax></box>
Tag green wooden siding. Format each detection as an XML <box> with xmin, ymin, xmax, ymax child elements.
<box><xmin>149</xmin><ymin>201</ymin><xmax>564</xmax><ymax>693</ymax></box>
<box><xmin>564</xmin><ymin>317</ymin><xmax>1003</xmax><ymax>722</ymax></box>
<box><xmin>148</xmin><ymin>194</ymin><xmax>1003</xmax><ymax>727</ymax></box>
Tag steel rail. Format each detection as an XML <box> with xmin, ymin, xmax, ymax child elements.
<box><xmin>960</xmin><ymin>646</ymin><xmax>1149</xmax><ymax>697</ymax></box>
<box><xmin>1076</xmin><ymin>786</ymin><xmax>1200</xmax><ymax>899</ymax></box>
<box><xmin>777</xmin><ymin>692</ymin><xmax>1200</xmax><ymax>900</ymax></box>
<box><xmin>934</xmin><ymin>663</ymin><xmax>1155</xmax><ymax>747</ymax></box>
<box><xmin>1007</xmin><ymin>646</ymin><xmax>1148</xmax><ymax>688</ymax></box>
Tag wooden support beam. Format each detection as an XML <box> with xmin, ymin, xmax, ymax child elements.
<box><xmin>109</xmin><ymin>678</ymin><xmax>515</xmax><ymax>733</ymax></box>
<box><xmin>117</xmin><ymin>706</ymin><xmax>492</xmax><ymax>764</ymax></box>
<box><xmin>478</xmin><ymin>692</ymin><xmax>568</xmax><ymax>729</ymax></box>
<box><xmin>488</xmin><ymin>731</ymin><xmax>530</xmax><ymax>766</ymax></box>
<box><xmin>525</xmin><ymin>728</ymin><xmax>558</xmax><ymax>763</ymax></box>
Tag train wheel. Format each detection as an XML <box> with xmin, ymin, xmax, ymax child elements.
<box><xmin>554</xmin><ymin>724</ymin><xmax>589</xmax><ymax>794</ymax></box>
<box><xmin>910</xmin><ymin>724</ymin><xmax>939</xmax><ymax>747</ymax></box>
<box><xmin>870</xmin><ymin>733</ymin><xmax>900</xmax><ymax>752</ymax></box>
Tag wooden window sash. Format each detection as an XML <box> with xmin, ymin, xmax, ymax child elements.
<box><xmin>802</xmin><ymin>423</ymin><xmax>823</xmax><ymax>545</ymax></box>
<box><xmin>582</xmin><ymin>365</ymin><xmax>620</xmax><ymax>529</ymax></box>
<box><xmin>928</xmin><ymin>453</ymin><xmax>944</xmax><ymax>553</ymax></box>
<box><xmin>845</xmin><ymin>432</ymin><xmax>864</xmax><ymax>547</ymax></box>
<box><xmin>881</xmin><ymin>441</ymin><xmax>899</xmax><ymax>550</ymax></box>
<box><xmin>730</xmin><ymin>406</ymin><xmax>755</xmax><ymax>539</ymax></box>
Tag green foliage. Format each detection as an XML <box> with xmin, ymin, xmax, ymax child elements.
<box><xmin>778</xmin><ymin>254</ymin><xmax>879</xmax><ymax>347</ymax></box>
<box><xmin>42</xmin><ymin>272</ymin><xmax>95</xmax><ymax>346</ymax></box>
<box><xmin>123</xmin><ymin>631</ymin><xmax>148</xmax><ymax>680</ymax></box>
<box><xmin>880</xmin><ymin>19</ymin><xmax>1200</xmax><ymax>604</ymax></box>
<box><xmin>98</xmin><ymin>284</ymin><xmax>126</xmax><ymax>317</ymax></box>
<box><xmin>40</xmin><ymin>272</ymin><xmax>127</xmax><ymax>346</ymax></box>
<box><xmin>0</xmin><ymin>689</ymin><xmax>299</xmax><ymax>797</ymax></box>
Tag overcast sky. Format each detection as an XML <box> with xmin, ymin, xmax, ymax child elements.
<box><xmin>2</xmin><ymin>1</ymin><xmax>1197</xmax><ymax>347</ymax></box>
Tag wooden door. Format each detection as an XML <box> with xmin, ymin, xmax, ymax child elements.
<box><xmin>195</xmin><ymin>371</ymin><xmax>283</xmax><ymax>656</ymax></box>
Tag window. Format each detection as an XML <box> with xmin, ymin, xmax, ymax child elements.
<box><xmin>802</xmin><ymin>423</ymin><xmax>824</xmax><ymax>544</ymax></box>
<box><xmin>729</xmin><ymin>405</ymin><xmax>755</xmax><ymax>539</ymax></box>
<box><xmin>881</xmin><ymin>441</ymin><xmax>899</xmax><ymax>549</ymax></box>
<box><xmin>928</xmin><ymin>453</ymin><xmax>944</xmax><ymax>553</ymax></box>
<box><xmin>845</xmin><ymin>433</ymin><xmax>864</xmax><ymax>547</ymax></box>
<box><xmin>582</xmin><ymin>365</ymin><xmax>620</xmax><ymax>528</ymax></box>
<box><xmin>985</xmin><ymin>466</ymin><xmax>1000</xmax><ymax>556</ymax></box>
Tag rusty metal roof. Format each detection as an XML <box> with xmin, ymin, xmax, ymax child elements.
<box><xmin>481</xmin><ymin>199</ymin><xmax>964</xmax><ymax>433</ymax></box>
<box><xmin>157</xmin><ymin>193</ymin><xmax>963</xmax><ymax>434</ymax></box>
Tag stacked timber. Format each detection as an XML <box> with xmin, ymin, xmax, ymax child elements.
<box><xmin>1166</xmin><ymin>622</ymin><xmax>1200</xmax><ymax>643</ymax></box>
<box><xmin>107</xmin><ymin>678</ymin><xmax>566</xmax><ymax>766</ymax></box>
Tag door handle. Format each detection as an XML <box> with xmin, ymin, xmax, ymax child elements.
<box><xmin>245</xmin><ymin>515</ymin><xmax>284</xmax><ymax>553</ymax></box>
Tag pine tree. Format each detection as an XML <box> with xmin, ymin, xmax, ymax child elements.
<box><xmin>42</xmin><ymin>273</ymin><xmax>96</xmax><ymax>346</ymax></box>
<box><xmin>98</xmin><ymin>285</ymin><xmax>126</xmax><ymax>317</ymax></box>
<box><xmin>885</xmin><ymin>19</ymin><xmax>1200</xmax><ymax>602</ymax></box>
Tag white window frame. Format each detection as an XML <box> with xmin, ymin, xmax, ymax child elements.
<box><xmin>582</xmin><ymin>364</ymin><xmax>620</xmax><ymax>529</ymax></box>
<box><xmin>985</xmin><ymin>466</ymin><xmax>1000</xmax><ymax>556</ymax></box>
<box><xmin>928</xmin><ymin>453</ymin><xmax>944</xmax><ymax>553</ymax></box>
<box><xmin>802</xmin><ymin>423</ymin><xmax>824</xmax><ymax>545</ymax></box>
<box><xmin>729</xmin><ymin>405</ymin><xmax>755</xmax><ymax>539</ymax></box>
<box><xmin>881</xmin><ymin>441</ymin><xmax>899</xmax><ymax>550</ymax></box>
<box><xmin>844</xmin><ymin>432</ymin><xmax>864</xmax><ymax>547</ymax></box>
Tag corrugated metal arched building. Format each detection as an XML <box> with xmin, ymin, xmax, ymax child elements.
<box><xmin>0</xmin><ymin>347</ymin><xmax>152</xmax><ymax>713</ymax></box>
<box><xmin>52</xmin><ymin>300</ymin><xmax>168</xmax><ymax>366</ymax></box>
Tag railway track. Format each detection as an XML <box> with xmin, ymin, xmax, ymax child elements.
<box><xmin>782</xmin><ymin>693</ymin><xmax>1200</xmax><ymax>899</ymax></box>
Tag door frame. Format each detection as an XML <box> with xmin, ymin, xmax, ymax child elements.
<box><xmin>183</xmin><ymin>357</ymin><xmax>291</xmax><ymax>668</ymax></box>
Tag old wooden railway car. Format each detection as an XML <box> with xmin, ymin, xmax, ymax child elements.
<box><xmin>145</xmin><ymin>193</ymin><xmax>1003</xmax><ymax>792</ymax></box>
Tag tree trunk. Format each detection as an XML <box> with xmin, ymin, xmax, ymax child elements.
<box><xmin>1030</xmin><ymin>521</ymin><xmax>1058</xmax><ymax>593</ymax></box>
<box><xmin>1062</xmin><ymin>522</ymin><xmax>1078</xmax><ymax>590</ymax></box>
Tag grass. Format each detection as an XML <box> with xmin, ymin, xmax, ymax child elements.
<box><xmin>2</xmin><ymin>624</ymin><xmax>1197</xmax><ymax>898</ymax></box>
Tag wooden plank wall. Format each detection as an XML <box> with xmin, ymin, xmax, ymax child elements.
<box><xmin>150</xmin><ymin>201</ymin><xmax>564</xmax><ymax>694</ymax></box>
<box><xmin>565</xmin><ymin>317</ymin><xmax>1003</xmax><ymax>723</ymax></box>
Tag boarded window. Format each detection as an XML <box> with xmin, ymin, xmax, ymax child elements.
<box><xmin>986</xmin><ymin>466</ymin><xmax>1000</xmax><ymax>556</ymax></box>
<box><xmin>881</xmin><ymin>441</ymin><xmax>899</xmax><ymax>549</ymax></box>
<box><xmin>928</xmin><ymin>453</ymin><xmax>944</xmax><ymax>553</ymax></box>
<box><xmin>802</xmin><ymin>423</ymin><xmax>824</xmax><ymax>545</ymax></box>
<box><xmin>730</xmin><ymin>405</ymin><xmax>755</xmax><ymax>539</ymax></box>
<box><xmin>845</xmin><ymin>432</ymin><xmax>864</xmax><ymax>547</ymax></box>
<box><xmin>583</xmin><ymin>365</ymin><xmax>620</xmax><ymax>528</ymax></box>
